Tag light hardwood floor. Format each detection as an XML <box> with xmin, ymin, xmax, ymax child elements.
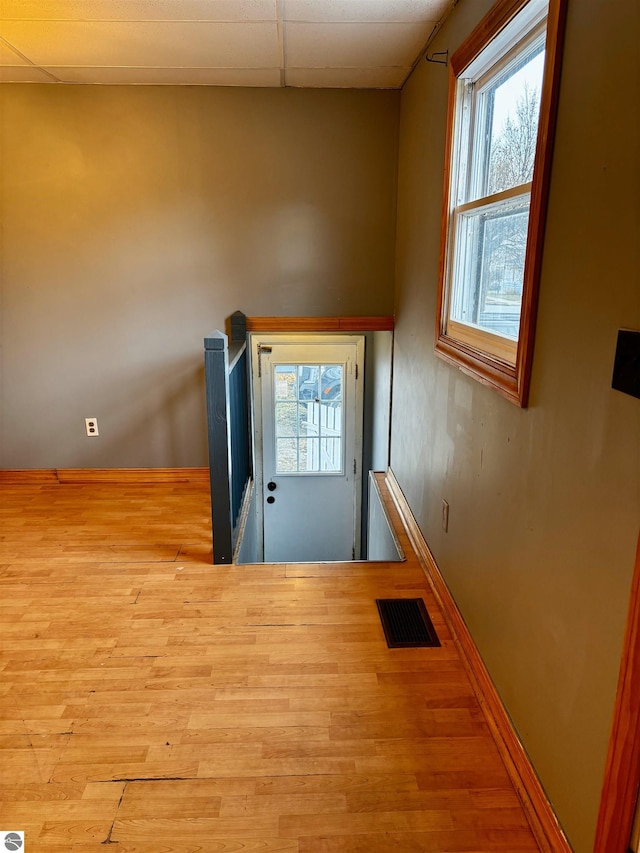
<box><xmin>0</xmin><ymin>479</ymin><xmax>542</xmax><ymax>852</ymax></box>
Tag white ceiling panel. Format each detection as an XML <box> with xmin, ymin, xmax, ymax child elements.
<box><xmin>0</xmin><ymin>65</ymin><xmax>55</xmax><ymax>81</ymax></box>
<box><xmin>284</xmin><ymin>0</ymin><xmax>444</xmax><ymax>24</ymax></box>
<box><xmin>0</xmin><ymin>0</ymin><xmax>452</xmax><ymax>88</ymax></box>
<box><xmin>286</xmin><ymin>66</ymin><xmax>408</xmax><ymax>89</ymax></box>
<box><xmin>0</xmin><ymin>1</ymin><xmax>278</xmax><ymax>22</ymax></box>
<box><xmin>285</xmin><ymin>22</ymin><xmax>431</xmax><ymax>68</ymax></box>
<box><xmin>0</xmin><ymin>21</ymin><xmax>280</xmax><ymax>68</ymax></box>
<box><xmin>0</xmin><ymin>37</ymin><xmax>30</xmax><ymax>64</ymax></box>
<box><xmin>51</xmin><ymin>65</ymin><xmax>282</xmax><ymax>86</ymax></box>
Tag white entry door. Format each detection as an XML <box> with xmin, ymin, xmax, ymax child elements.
<box><xmin>254</xmin><ymin>336</ymin><xmax>364</xmax><ymax>563</ymax></box>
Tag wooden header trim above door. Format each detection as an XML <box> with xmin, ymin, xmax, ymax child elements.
<box><xmin>244</xmin><ymin>316</ymin><xmax>394</xmax><ymax>332</ymax></box>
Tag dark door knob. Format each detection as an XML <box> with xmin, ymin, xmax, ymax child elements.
<box><xmin>267</xmin><ymin>481</ymin><xmax>277</xmax><ymax>491</ymax></box>
<box><xmin>267</xmin><ymin>496</ymin><xmax>275</xmax><ymax>504</ymax></box>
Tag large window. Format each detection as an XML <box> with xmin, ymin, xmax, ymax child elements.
<box><xmin>436</xmin><ymin>0</ymin><xmax>566</xmax><ymax>406</ymax></box>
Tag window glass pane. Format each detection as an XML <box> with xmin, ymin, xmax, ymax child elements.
<box><xmin>319</xmin><ymin>401</ymin><xmax>341</xmax><ymax>437</ymax></box>
<box><xmin>299</xmin><ymin>401</ymin><xmax>318</xmax><ymax>437</ymax></box>
<box><xmin>273</xmin><ymin>363</ymin><xmax>343</xmax><ymax>474</ymax></box>
<box><xmin>298</xmin><ymin>365</ymin><xmax>319</xmax><ymax>400</ymax></box>
<box><xmin>299</xmin><ymin>437</ymin><xmax>320</xmax><ymax>472</ymax></box>
<box><xmin>480</xmin><ymin>46</ymin><xmax>545</xmax><ymax>197</ymax></box>
<box><xmin>274</xmin><ymin>366</ymin><xmax>297</xmax><ymax>400</ymax></box>
<box><xmin>451</xmin><ymin>194</ymin><xmax>530</xmax><ymax>340</ymax></box>
<box><xmin>320</xmin><ymin>437</ymin><xmax>342</xmax><ymax>472</ymax></box>
<box><xmin>275</xmin><ymin>402</ymin><xmax>297</xmax><ymax>437</ymax></box>
<box><xmin>320</xmin><ymin>365</ymin><xmax>342</xmax><ymax>401</ymax></box>
<box><xmin>276</xmin><ymin>438</ymin><xmax>297</xmax><ymax>472</ymax></box>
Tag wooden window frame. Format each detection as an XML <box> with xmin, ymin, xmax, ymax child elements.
<box><xmin>435</xmin><ymin>0</ymin><xmax>567</xmax><ymax>407</ymax></box>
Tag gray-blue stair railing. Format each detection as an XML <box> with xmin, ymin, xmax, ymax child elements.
<box><xmin>204</xmin><ymin>330</ymin><xmax>251</xmax><ymax>564</ymax></box>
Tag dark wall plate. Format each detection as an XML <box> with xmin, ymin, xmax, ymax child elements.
<box><xmin>612</xmin><ymin>329</ymin><xmax>640</xmax><ymax>400</ymax></box>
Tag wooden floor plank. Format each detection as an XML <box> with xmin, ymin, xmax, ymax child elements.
<box><xmin>0</xmin><ymin>480</ymin><xmax>544</xmax><ymax>851</ymax></box>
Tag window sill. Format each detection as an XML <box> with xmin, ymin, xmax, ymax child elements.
<box><xmin>434</xmin><ymin>332</ymin><xmax>525</xmax><ymax>406</ymax></box>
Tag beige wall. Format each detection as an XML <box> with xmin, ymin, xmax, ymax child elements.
<box><xmin>390</xmin><ymin>0</ymin><xmax>640</xmax><ymax>849</ymax></box>
<box><xmin>0</xmin><ymin>85</ymin><xmax>399</xmax><ymax>468</ymax></box>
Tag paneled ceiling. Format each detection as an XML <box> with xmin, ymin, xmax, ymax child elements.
<box><xmin>0</xmin><ymin>0</ymin><xmax>452</xmax><ymax>88</ymax></box>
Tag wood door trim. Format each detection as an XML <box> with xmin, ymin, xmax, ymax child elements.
<box><xmin>0</xmin><ymin>468</ymin><xmax>209</xmax><ymax>484</ymax></box>
<box><xmin>594</xmin><ymin>531</ymin><xmax>640</xmax><ymax>852</ymax></box>
<box><xmin>385</xmin><ymin>467</ymin><xmax>571</xmax><ymax>853</ymax></box>
<box><xmin>245</xmin><ymin>316</ymin><xmax>394</xmax><ymax>332</ymax></box>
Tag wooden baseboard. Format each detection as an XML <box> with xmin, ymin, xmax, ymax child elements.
<box><xmin>0</xmin><ymin>468</ymin><xmax>209</xmax><ymax>485</ymax></box>
<box><xmin>0</xmin><ymin>469</ymin><xmax>60</xmax><ymax>484</ymax></box>
<box><xmin>385</xmin><ymin>467</ymin><xmax>572</xmax><ymax>853</ymax></box>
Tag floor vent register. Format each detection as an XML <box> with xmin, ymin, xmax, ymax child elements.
<box><xmin>376</xmin><ymin>598</ymin><xmax>441</xmax><ymax>648</ymax></box>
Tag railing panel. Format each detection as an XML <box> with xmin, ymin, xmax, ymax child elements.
<box><xmin>204</xmin><ymin>330</ymin><xmax>252</xmax><ymax>565</ymax></box>
<box><xmin>228</xmin><ymin>346</ymin><xmax>250</xmax><ymax>529</ymax></box>
<box><xmin>204</xmin><ymin>331</ymin><xmax>233</xmax><ymax>564</ymax></box>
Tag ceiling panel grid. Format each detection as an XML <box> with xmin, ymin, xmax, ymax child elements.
<box><xmin>0</xmin><ymin>0</ymin><xmax>452</xmax><ymax>88</ymax></box>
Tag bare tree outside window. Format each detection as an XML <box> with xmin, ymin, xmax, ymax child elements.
<box><xmin>489</xmin><ymin>83</ymin><xmax>541</xmax><ymax>195</ymax></box>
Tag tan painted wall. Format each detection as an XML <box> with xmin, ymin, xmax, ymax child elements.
<box><xmin>389</xmin><ymin>0</ymin><xmax>640</xmax><ymax>849</ymax></box>
<box><xmin>0</xmin><ymin>85</ymin><xmax>398</xmax><ymax>468</ymax></box>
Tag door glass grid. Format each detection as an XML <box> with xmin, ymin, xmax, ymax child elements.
<box><xmin>274</xmin><ymin>364</ymin><xmax>343</xmax><ymax>473</ymax></box>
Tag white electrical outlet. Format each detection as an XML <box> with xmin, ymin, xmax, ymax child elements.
<box><xmin>85</xmin><ymin>417</ymin><xmax>99</xmax><ymax>436</ymax></box>
<box><xmin>441</xmin><ymin>499</ymin><xmax>449</xmax><ymax>532</ymax></box>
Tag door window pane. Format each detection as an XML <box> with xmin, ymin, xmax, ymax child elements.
<box><xmin>320</xmin><ymin>366</ymin><xmax>342</xmax><ymax>401</ymax></box>
<box><xmin>275</xmin><ymin>402</ymin><xmax>298</xmax><ymax>437</ymax></box>
<box><xmin>274</xmin><ymin>364</ymin><xmax>343</xmax><ymax>474</ymax></box>
<box><xmin>276</xmin><ymin>438</ymin><xmax>298</xmax><ymax>472</ymax></box>
<box><xmin>298</xmin><ymin>402</ymin><xmax>316</xmax><ymax>436</ymax></box>
<box><xmin>299</xmin><ymin>437</ymin><xmax>319</xmax><ymax>472</ymax></box>
<box><xmin>274</xmin><ymin>366</ymin><xmax>297</xmax><ymax>400</ymax></box>
<box><xmin>298</xmin><ymin>365</ymin><xmax>319</xmax><ymax>400</ymax></box>
<box><xmin>321</xmin><ymin>437</ymin><xmax>342</xmax><ymax>472</ymax></box>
